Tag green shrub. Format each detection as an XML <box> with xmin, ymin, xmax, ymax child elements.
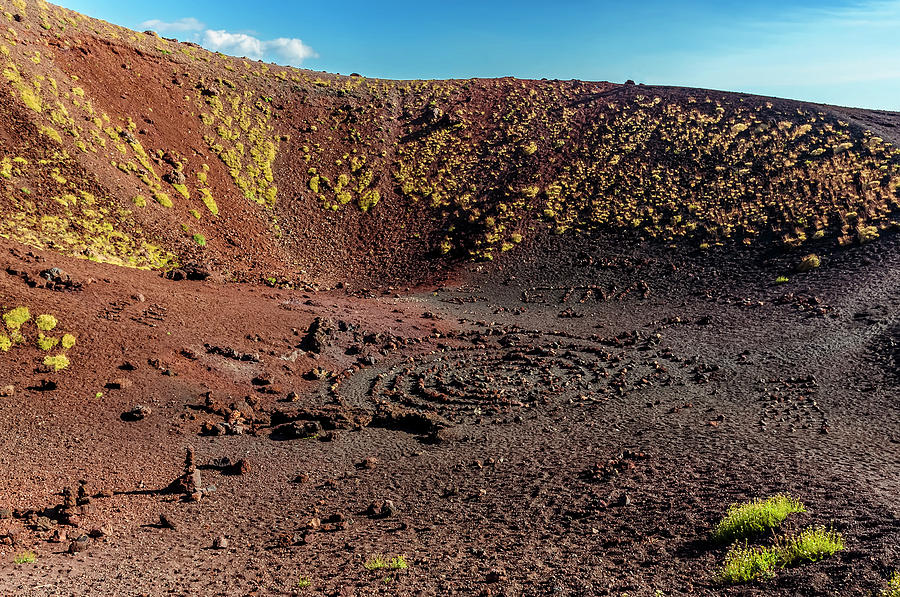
<box><xmin>719</xmin><ymin>526</ymin><xmax>844</xmax><ymax>585</ymax></box>
<box><xmin>858</xmin><ymin>226</ymin><xmax>879</xmax><ymax>243</ymax></box>
<box><xmin>358</xmin><ymin>189</ymin><xmax>380</xmax><ymax>212</ymax></box>
<box><xmin>796</xmin><ymin>254</ymin><xmax>821</xmax><ymax>272</ymax></box>
<box><xmin>173</xmin><ymin>183</ymin><xmax>190</xmax><ymax>199</ymax></box>
<box><xmin>0</xmin><ymin>334</ymin><xmax>10</xmax><ymax>352</ymax></box>
<box><xmin>199</xmin><ymin>188</ymin><xmax>218</xmax><ymax>215</ymax></box>
<box><xmin>14</xmin><ymin>550</ymin><xmax>36</xmax><ymax>564</ymax></box>
<box><xmin>364</xmin><ymin>554</ymin><xmax>408</xmax><ymax>571</ymax></box>
<box><xmin>777</xmin><ymin>527</ymin><xmax>844</xmax><ymax>566</ymax></box>
<box><xmin>35</xmin><ymin>314</ymin><xmax>58</xmax><ymax>331</ymax></box>
<box><xmin>883</xmin><ymin>571</ymin><xmax>900</xmax><ymax>597</ymax></box>
<box><xmin>193</xmin><ymin>233</ymin><xmax>207</xmax><ymax>247</ymax></box>
<box><xmin>61</xmin><ymin>333</ymin><xmax>76</xmax><ymax>350</ymax></box>
<box><xmin>153</xmin><ymin>191</ymin><xmax>173</xmax><ymax>208</ymax></box>
<box><xmin>297</xmin><ymin>576</ymin><xmax>312</xmax><ymax>589</ymax></box>
<box><xmin>713</xmin><ymin>495</ymin><xmax>805</xmax><ymax>543</ymax></box>
<box><xmin>44</xmin><ymin>354</ymin><xmax>70</xmax><ymax>371</ymax></box>
<box><xmin>720</xmin><ymin>543</ymin><xmax>779</xmax><ymax>584</ymax></box>
<box><xmin>37</xmin><ymin>333</ymin><xmax>59</xmax><ymax>351</ymax></box>
<box><xmin>3</xmin><ymin>306</ymin><xmax>30</xmax><ymax>330</ymax></box>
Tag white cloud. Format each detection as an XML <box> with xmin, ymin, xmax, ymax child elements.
<box><xmin>203</xmin><ymin>30</ymin><xmax>265</xmax><ymax>59</ymax></box>
<box><xmin>266</xmin><ymin>37</ymin><xmax>318</xmax><ymax>66</ymax></box>
<box><xmin>203</xmin><ymin>30</ymin><xmax>317</xmax><ymax>66</ymax></box>
<box><xmin>139</xmin><ymin>17</ymin><xmax>205</xmax><ymax>33</ymax></box>
<box><xmin>137</xmin><ymin>16</ymin><xmax>318</xmax><ymax>67</ymax></box>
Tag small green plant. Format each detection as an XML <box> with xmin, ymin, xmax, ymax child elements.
<box><xmin>3</xmin><ymin>306</ymin><xmax>30</xmax><ymax>330</ymax></box>
<box><xmin>775</xmin><ymin>275</ymin><xmax>790</xmax><ymax>284</ymax></box>
<box><xmin>37</xmin><ymin>333</ymin><xmax>59</xmax><ymax>351</ymax></box>
<box><xmin>199</xmin><ymin>188</ymin><xmax>219</xmax><ymax>215</ymax></box>
<box><xmin>193</xmin><ymin>233</ymin><xmax>207</xmax><ymax>247</ymax></box>
<box><xmin>719</xmin><ymin>543</ymin><xmax>778</xmax><ymax>584</ymax></box>
<box><xmin>14</xmin><ymin>550</ymin><xmax>36</xmax><ymax>564</ymax></box>
<box><xmin>883</xmin><ymin>571</ymin><xmax>900</xmax><ymax>597</ymax></box>
<box><xmin>153</xmin><ymin>191</ymin><xmax>173</xmax><ymax>208</ymax></box>
<box><xmin>364</xmin><ymin>554</ymin><xmax>408</xmax><ymax>571</ymax></box>
<box><xmin>364</xmin><ymin>555</ymin><xmax>388</xmax><ymax>571</ymax></box>
<box><xmin>796</xmin><ymin>254</ymin><xmax>821</xmax><ymax>272</ymax></box>
<box><xmin>61</xmin><ymin>333</ymin><xmax>76</xmax><ymax>350</ymax></box>
<box><xmin>173</xmin><ymin>183</ymin><xmax>190</xmax><ymax>199</ymax></box>
<box><xmin>718</xmin><ymin>526</ymin><xmax>844</xmax><ymax>585</ymax></box>
<box><xmin>858</xmin><ymin>226</ymin><xmax>880</xmax><ymax>243</ymax></box>
<box><xmin>35</xmin><ymin>314</ymin><xmax>58</xmax><ymax>331</ymax></box>
<box><xmin>777</xmin><ymin>527</ymin><xmax>844</xmax><ymax>566</ymax></box>
<box><xmin>358</xmin><ymin>189</ymin><xmax>380</xmax><ymax>211</ymax></box>
<box><xmin>44</xmin><ymin>354</ymin><xmax>70</xmax><ymax>371</ymax></box>
<box><xmin>713</xmin><ymin>494</ymin><xmax>805</xmax><ymax>543</ymax></box>
<box><xmin>297</xmin><ymin>576</ymin><xmax>312</xmax><ymax>589</ymax></box>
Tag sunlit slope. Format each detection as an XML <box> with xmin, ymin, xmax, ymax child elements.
<box><xmin>0</xmin><ymin>0</ymin><xmax>897</xmax><ymax>280</ymax></box>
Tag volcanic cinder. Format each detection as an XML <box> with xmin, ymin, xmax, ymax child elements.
<box><xmin>0</xmin><ymin>1</ymin><xmax>898</xmax><ymax>595</ymax></box>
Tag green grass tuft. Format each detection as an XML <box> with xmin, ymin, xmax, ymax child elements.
<box><xmin>35</xmin><ymin>314</ymin><xmax>58</xmax><ymax>331</ymax></box>
<box><xmin>797</xmin><ymin>253</ymin><xmax>821</xmax><ymax>272</ymax></box>
<box><xmin>61</xmin><ymin>333</ymin><xmax>76</xmax><ymax>350</ymax></box>
<box><xmin>719</xmin><ymin>526</ymin><xmax>844</xmax><ymax>585</ymax></box>
<box><xmin>36</xmin><ymin>333</ymin><xmax>59</xmax><ymax>351</ymax></box>
<box><xmin>14</xmin><ymin>550</ymin><xmax>36</xmax><ymax>564</ymax></box>
<box><xmin>720</xmin><ymin>543</ymin><xmax>779</xmax><ymax>584</ymax></box>
<box><xmin>358</xmin><ymin>189</ymin><xmax>380</xmax><ymax>212</ymax></box>
<box><xmin>364</xmin><ymin>554</ymin><xmax>408</xmax><ymax>571</ymax></box>
<box><xmin>43</xmin><ymin>354</ymin><xmax>70</xmax><ymax>371</ymax></box>
<box><xmin>153</xmin><ymin>191</ymin><xmax>173</xmax><ymax>208</ymax></box>
<box><xmin>713</xmin><ymin>495</ymin><xmax>805</xmax><ymax>543</ymax></box>
<box><xmin>199</xmin><ymin>188</ymin><xmax>219</xmax><ymax>215</ymax></box>
<box><xmin>3</xmin><ymin>306</ymin><xmax>30</xmax><ymax>330</ymax></box>
<box><xmin>777</xmin><ymin>526</ymin><xmax>844</xmax><ymax>566</ymax></box>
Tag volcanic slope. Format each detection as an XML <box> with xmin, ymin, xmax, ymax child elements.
<box><xmin>1</xmin><ymin>1</ymin><xmax>900</xmax><ymax>596</ymax></box>
<box><xmin>0</xmin><ymin>0</ymin><xmax>898</xmax><ymax>284</ymax></box>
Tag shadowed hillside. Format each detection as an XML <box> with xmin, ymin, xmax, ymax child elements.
<box><xmin>0</xmin><ymin>0</ymin><xmax>898</xmax><ymax>285</ymax></box>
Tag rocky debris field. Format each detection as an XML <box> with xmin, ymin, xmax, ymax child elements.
<box><xmin>0</xmin><ymin>230</ymin><xmax>899</xmax><ymax>596</ymax></box>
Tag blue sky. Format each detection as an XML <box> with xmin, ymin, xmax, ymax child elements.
<box><xmin>57</xmin><ymin>0</ymin><xmax>900</xmax><ymax>110</ymax></box>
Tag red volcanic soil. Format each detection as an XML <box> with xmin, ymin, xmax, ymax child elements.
<box><xmin>1</xmin><ymin>2</ymin><xmax>900</xmax><ymax>595</ymax></box>
<box><xmin>1</xmin><ymin>227</ymin><xmax>899</xmax><ymax>596</ymax></box>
